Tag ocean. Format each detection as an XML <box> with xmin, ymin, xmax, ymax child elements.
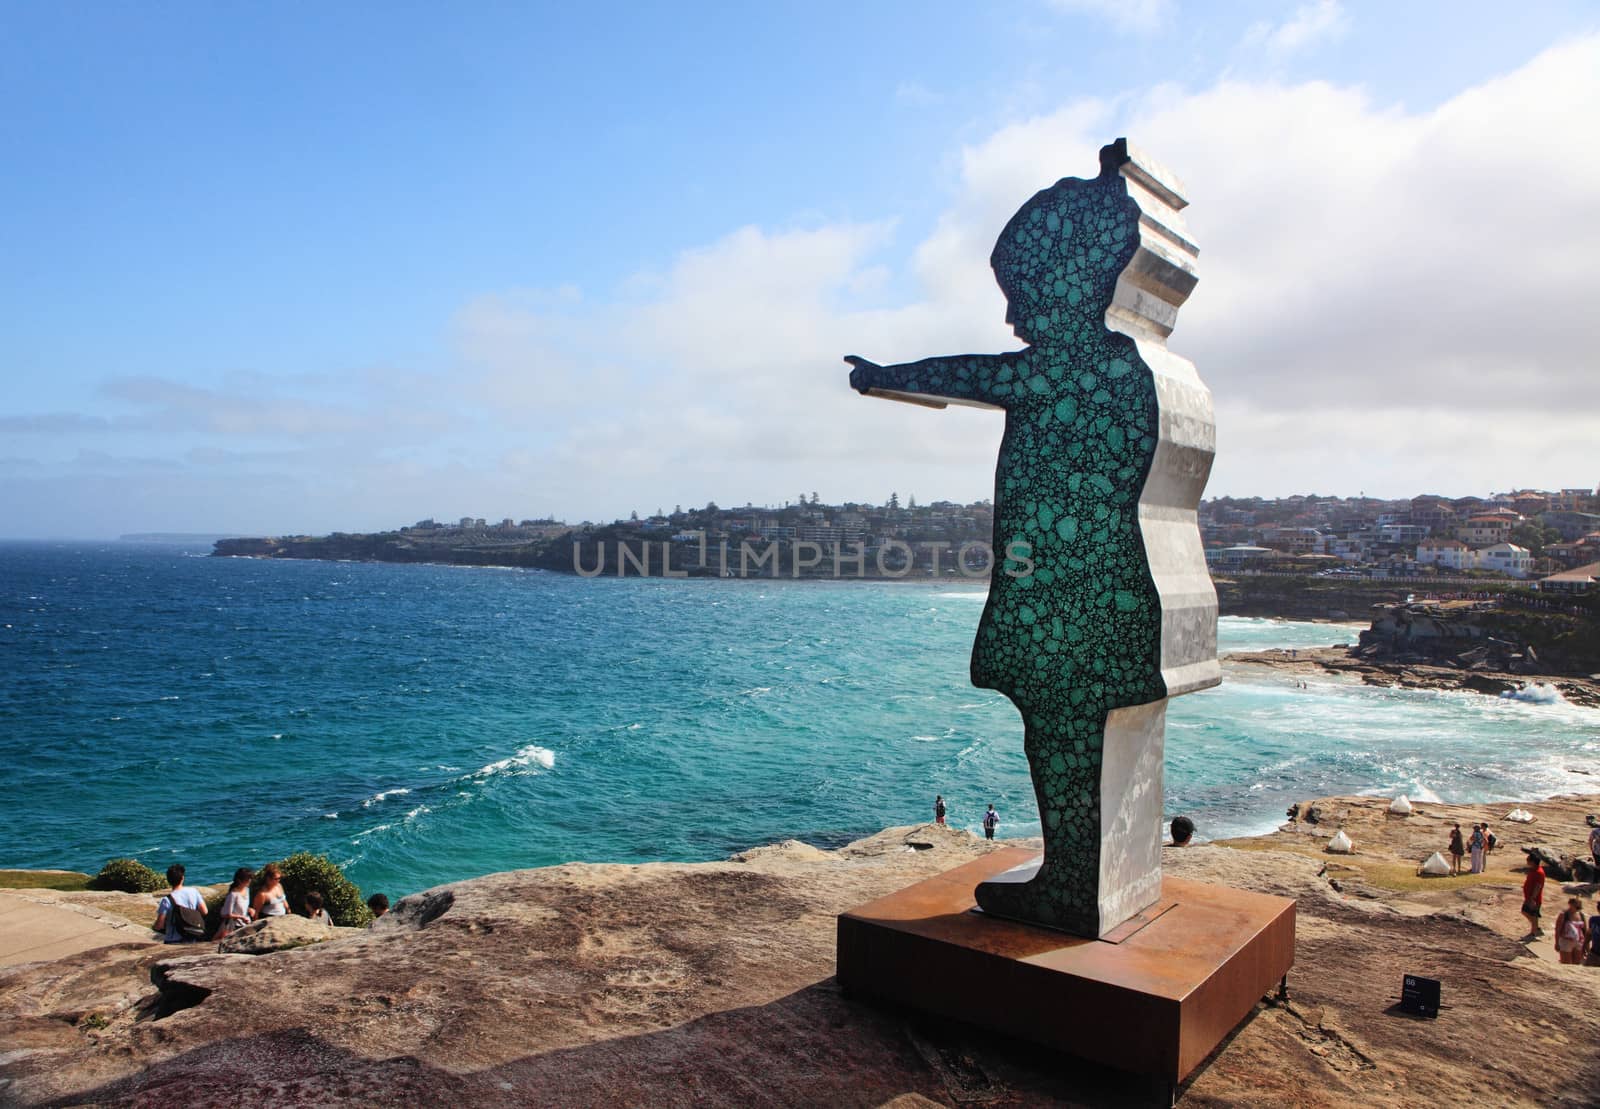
<box><xmin>3</xmin><ymin>541</ymin><xmax>1597</xmax><ymax>898</ymax></box>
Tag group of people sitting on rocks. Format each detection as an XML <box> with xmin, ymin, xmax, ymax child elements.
<box><xmin>152</xmin><ymin>863</ymin><xmax>390</xmax><ymax>944</ymax></box>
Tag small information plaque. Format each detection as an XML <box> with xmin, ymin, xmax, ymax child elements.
<box><xmin>1400</xmin><ymin>974</ymin><xmax>1441</xmax><ymax>1018</ymax></box>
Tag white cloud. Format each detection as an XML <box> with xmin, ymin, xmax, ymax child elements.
<box><xmin>894</xmin><ymin>81</ymin><xmax>942</xmax><ymax>107</ymax></box>
<box><xmin>1048</xmin><ymin>0</ymin><xmax>1173</xmax><ymax>35</ymax></box>
<box><xmin>1242</xmin><ymin>0</ymin><xmax>1349</xmax><ymax>55</ymax></box>
<box><xmin>9</xmin><ymin>35</ymin><xmax>1600</xmax><ymax>534</ymax></box>
<box><xmin>490</xmin><ymin>34</ymin><xmax>1600</xmax><ymax>510</ymax></box>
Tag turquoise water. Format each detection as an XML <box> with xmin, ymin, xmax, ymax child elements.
<box><xmin>3</xmin><ymin>541</ymin><xmax>1597</xmax><ymax>898</ymax></box>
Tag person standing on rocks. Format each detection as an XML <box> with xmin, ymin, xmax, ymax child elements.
<box><xmin>983</xmin><ymin>804</ymin><xmax>999</xmax><ymax>840</ymax></box>
<box><xmin>1521</xmin><ymin>855</ymin><xmax>1546</xmax><ymax>937</ymax></box>
<box><xmin>1468</xmin><ymin>824</ymin><xmax>1486</xmax><ymax>874</ymax></box>
<box><xmin>1448</xmin><ymin>824</ymin><xmax>1465</xmax><ymax>876</ymax></box>
<box><xmin>934</xmin><ymin>795</ymin><xmax>946</xmax><ymax>826</ymax></box>
<box><xmin>1587</xmin><ymin>816</ymin><xmax>1600</xmax><ymax>869</ymax></box>
<box><xmin>1556</xmin><ymin>897</ymin><xmax>1587</xmax><ymax>964</ymax></box>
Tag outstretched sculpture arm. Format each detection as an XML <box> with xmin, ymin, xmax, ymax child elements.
<box><xmin>845</xmin><ymin>352</ymin><xmax>1025</xmax><ymax>411</ymax></box>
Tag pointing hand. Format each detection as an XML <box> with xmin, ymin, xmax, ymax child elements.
<box><xmin>844</xmin><ymin>355</ymin><xmax>881</xmax><ymax>393</ymax></box>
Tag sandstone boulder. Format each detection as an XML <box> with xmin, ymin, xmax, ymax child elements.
<box><xmin>217</xmin><ymin>915</ymin><xmax>345</xmax><ymax>955</ymax></box>
<box><xmin>1525</xmin><ymin>846</ymin><xmax>1574</xmax><ymax>881</ymax></box>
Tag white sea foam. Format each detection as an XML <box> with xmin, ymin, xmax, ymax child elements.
<box><xmin>470</xmin><ymin>744</ymin><xmax>556</xmax><ymax>779</ymax></box>
<box><xmin>361</xmin><ymin>787</ymin><xmax>412</xmax><ymax>807</ymax></box>
<box><xmin>910</xmin><ymin>734</ymin><xmax>940</xmax><ymax>742</ymax></box>
<box><xmin>1501</xmin><ymin>682</ymin><xmax>1566</xmax><ymax>705</ymax></box>
<box><xmin>935</xmin><ymin>591</ymin><xmax>987</xmax><ymax>600</ymax></box>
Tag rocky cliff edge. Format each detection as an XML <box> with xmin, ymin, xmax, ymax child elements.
<box><xmin>3</xmin><ymin>815</ymin><xmax>1599</xmax><ymax>1107</ymax></box>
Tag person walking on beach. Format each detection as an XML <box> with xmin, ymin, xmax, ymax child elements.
<box><xmin>215</xmin><ymin>867</ymin><xmax>255</xmax><ymax>940</ymax></box>
<box><xmin>1521</xmin><ymin>855</ymin><xmax>1546</xmax><ymax>937</ymax></box>
<box><xmin>983</xmin><ymin>804</ymin><xmax>999</xmax><ymax>840</ymax></box>
<box><xmin>153</xmin><ymin>864</ymin><xmax>208</xmax><ymax>944</ymax></box>
<box><xmin>1468</xmin><ymin>823</ymin><xmax>1486</xmax><ymax>874</ymax></box>
<box><xmin>934</xmin><ymin>795</ymin><xmax>946</xmax><ymax>826</ymax></box>
<box><xmin>1448</xmin><ymin>824</ymin><xmax>1464</xmax><ymax>876</ymax></box>
<box><xmin>251</xmin><ymin>863</ymin><xmax>289</xmax><ymax>920</ymax></box>
<box><xmin>1556</xmin><ymin>897</ymin><xmax>1588</xmax><ymax>964</ymax></box>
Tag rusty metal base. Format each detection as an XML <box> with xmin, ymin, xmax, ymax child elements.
<box><xmin>836</xmin><ymin>847</ymin><xmax>1295</xmax><ymax>1085</ymax></box>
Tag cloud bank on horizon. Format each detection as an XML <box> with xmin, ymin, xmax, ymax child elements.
<box><xmin>3</xmin><ymin>16</ymin><xmax>1598</xmax><ymax>537</ymax></box>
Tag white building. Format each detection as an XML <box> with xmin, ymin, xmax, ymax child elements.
<box><xmin>1205</xmin><ymin>545</ymin><xmax>1273</xmax><ymax>571</ymax></box>
<box><xmin>1476</xmin><ymin>542</ymin><xmax>1533</xmax><ymax>578</ymax></box>
<box><xmin>1416</xmin><ymin>538</ymin><xmax>1473</xmax><ymax>572</ymax></box>
<box><xmin>1327</xmin><ymin>538</ymin><xmax>1368</xmax><ymax>562</ymax></box>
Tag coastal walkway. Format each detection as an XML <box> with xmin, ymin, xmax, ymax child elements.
<box><xmin>0</xmin><ymin>890</ymin><xmax>157</xmax><ymax>967</ymax></box>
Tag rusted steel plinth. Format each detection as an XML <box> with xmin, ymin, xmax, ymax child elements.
<box><xmin>836</xmin><ymin>848</ymin><xmax>1295</xmax><ymax>1087</ymax></box>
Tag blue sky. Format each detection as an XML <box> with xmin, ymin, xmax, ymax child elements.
<box><xmin>3</xmin><ymin>2</ymin><xmax>1598</xmax><ymax>536</ymax></box>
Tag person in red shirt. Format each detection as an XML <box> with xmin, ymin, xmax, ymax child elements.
<box><xmin>1521</xmin><ymin>855</ymin><xmax>1546</xmax><ymax>937</ymax></box>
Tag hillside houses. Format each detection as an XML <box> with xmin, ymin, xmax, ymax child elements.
<box><xmin>1199</xmin><ymin>484</ymin><xmax>1599</xmax><ymax>587</ymax></box>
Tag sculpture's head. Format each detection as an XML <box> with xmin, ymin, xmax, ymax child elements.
<box><xmin>989</xmin><ymin>156</ymin><xmax>1140</xmax><ymax>348</ymax></box>
<box><xmin>992</xmin><ymin>138</ymin><xmax>1197</xmax><ymax>348</ymax></box>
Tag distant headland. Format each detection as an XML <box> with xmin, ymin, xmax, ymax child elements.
<box><xmin>209</xmin><ymin>485</ymin><xmax>1600</xmax><ymax>593</ymax></box>
<box><xmin>208</xmin><ymin>489</ymin><xmax>1600</xmax><ymax>706</ymax></box>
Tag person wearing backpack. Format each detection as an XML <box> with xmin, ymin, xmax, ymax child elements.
<box><xmin>982</xmin><ymin>804</ymin><xmax>999</xmax><ymax>840</ymax></box>
<box><xmin>153</xmin><ymin>863</ymin><xmax>209</xmax><ymax>944</ymax></box>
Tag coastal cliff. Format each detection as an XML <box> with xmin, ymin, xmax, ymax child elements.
<box><xmin>1229</xmin><ymin>598</ymin><xmax>1600</xmax><ymax>706</ymax></box>
<box><xmin>5</xmin><ymin>806</ymin><xmax>1600</xmax><ymax>1106</ymax></box>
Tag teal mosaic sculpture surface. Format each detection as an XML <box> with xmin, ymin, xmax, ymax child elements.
<box><xmin>847</xmin><ymin>139</ymin><xmax>1219</xmax><ymax>936</ymax></box>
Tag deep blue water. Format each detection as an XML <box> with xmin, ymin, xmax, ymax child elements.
<box><xmin>3</xmin><ymin>541</ymin><xmax>1597</xmax><ymax>898</ymax></box>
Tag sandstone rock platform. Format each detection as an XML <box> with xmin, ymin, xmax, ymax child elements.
<box><xmin>2</xmin><ymin>815</ymin><xmax>1599</xmax><ymax>1106</ymax></box>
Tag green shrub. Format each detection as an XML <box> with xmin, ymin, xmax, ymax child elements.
<box><xmin>265</xmin><ymin>852</ymin><xmax>372</xmax><ymax>928</ymax></box>
<box><xmin>88</xmin><ymin>858</ymin><xmax>165</xmax><ymax>893</ymax></box>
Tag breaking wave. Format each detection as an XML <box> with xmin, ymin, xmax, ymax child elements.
<box><xmin>469</xmin><ymin>744</ymin><xmax>556</xmax><ymax>779</ymax></box>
